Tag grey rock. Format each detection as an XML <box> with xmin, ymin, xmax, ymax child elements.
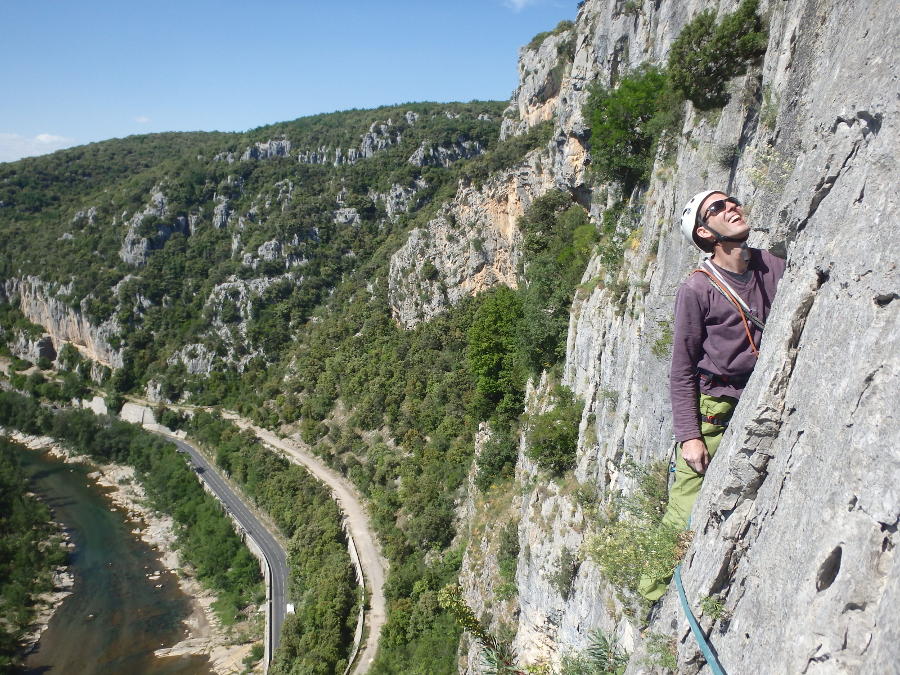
<box><xmin>333</xmin><ymin>208</ymin><xmax>361</xmax><ymax>225</ymax></box>
<box><xmin>407</xmin><ymin>140</ymin><xmax>485</xmax><ymax>168</ymax></box>
<box><xmin>10</xmin><ymin>332</ymin><xmax>56</xmax><ymax>364</ymax></box>
<box><xmin>240</xmin><ymin>139</ymin><xmax>291</xmax><ymax>161</ymax></box>
<box><xmin>257</xmin><ymin>239</ymin><xmax>282</xmax><ymax>262</ymax></box>
<box><xmin>118</xmin><ymin>190</ymin><xmax>190</xmax><ymax>266</ymax></box>
<box><xmin>369</xmin><ymin>180</ymin><xmax>426</xmax><ymax>220</ymax></box>
<box><xmin>4</xmin><ymin>277</ymin><xmax>123</xmax><ymax>369</ymax></box>
<box><xmin>213</xmin><ymin>198</ymin><xmax>232</xmax><ymax>229</ymax></box>
<box><xmin>72</xmin><ymin>206</ymin><xmax>97</xmax><ymax>226</ymax></box>
<box><xmin>168</xmin><ymin>342</ymin><xmax>216</xmax><ymax>376</ymax></box>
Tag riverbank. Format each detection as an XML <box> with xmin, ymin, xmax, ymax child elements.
<box><xmin>7</xmin><ymin>430</ymin><xmax>262</xmax><ymax>674</ymax></box>
<box><xmin>17</xmin><ymin>520</ymin><xmax>75</xmax><ymax>653</ymax></box>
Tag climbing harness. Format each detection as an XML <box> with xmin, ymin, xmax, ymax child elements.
<box><xmin>696</xmin><ymin>367</ymin><xmax>752</xmax><ymax>390</ymax></box>
<box><xmin>674</xmin><ymin>515</ymin><xmax>729</xmax><ymax>675</ymax></box>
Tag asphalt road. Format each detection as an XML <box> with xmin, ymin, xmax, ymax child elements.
<box><xmin>156</xmin><ymin>432</ymin><xmax>288</xmax><ymax>660</ymax></box>
<box><xmin>223</xmin><ymin>416</ymin><xmax>388</xmax><ymax>675</ymax></box>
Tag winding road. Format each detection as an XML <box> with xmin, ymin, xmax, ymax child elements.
<box><xmin>222</xmin><ymin>414</ymin><xmax>388</xmax><ymax>675</ymax></box>
<box><xmin>137</xmin><ymin>404</ymin><xmax>388</xmax><ymax>674</ymax></box>
<box><xmin>151</xmin><ymin>430</ymin><xmax>289</xmax><ymax>661</ymax></box>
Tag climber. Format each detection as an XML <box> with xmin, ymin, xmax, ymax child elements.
<box><xmin>638</xmin><ymin>190</ymin><xmax>786</xmax><ymax>603</ymax></box>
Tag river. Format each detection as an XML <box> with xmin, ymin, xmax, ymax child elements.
<box><xmin>17</xmin><ymin>446</ymin><xmax>213</xmax><ymax>675</ymax></box>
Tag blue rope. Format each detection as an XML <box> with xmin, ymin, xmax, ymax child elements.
<box><xmin>674</xmin><ymin>516</ymin><xmax>727</xmax><ymax>675</ymax></box>
<box><xmin>673</xmin><ymin>565</ymin><xmax>727</xmax><ymax>675</ymax></box>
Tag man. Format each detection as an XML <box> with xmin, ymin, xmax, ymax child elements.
<box><xmin>638</xmin><ymin>190</ymin><xmax>785</xmax><ymax>602</ymax></box>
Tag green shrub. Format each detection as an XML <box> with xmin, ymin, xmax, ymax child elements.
<box><xmin>519</xmin><ymin>191</ymin><xmax>597</xmax><ymax>373</ymax></box>
<box><xmin>650</xmin><ymin>319</ymin><xmax>673</xmax><ymax>358</ymax></box>
<box><xmin>586</xmin><ymin>461</ymin><xmax>689</xmax><ymax>600</ymax></box>
<box><xmin>700</xmin><ymin>594</ymin><xmax>730</xmax><ymax>621</ymax></box>
<box><xmin>667</xmin><ymin>0</ymin><xmax>768</xmax><ymax>109</ymax></box>
<box><xmin>475</xmin><ymin>424</ymin><xmax>519</xmax><ymax>492</ymax></box>
<box><xmin>549</xmin><ymin>546</ymin><xmax>579</xmax><ymax>600</ymax></box>
<box><xmin>528</xmin><ymin>20</ymin><xmax>575</xmax><ymax>49</ymax></box>
<box><xmin>586</xmin><ymin>65</ymin><xmax>682</xmax><ymax>190</ymax></box>
<box><xmin>560</xmin><ymin>628</ymin><xmax>629</xmax><ymax>674</ymax></box>
<box><xmin>645</xmin><ymin>633</ymin><xmax>677</xmax><ymax>671</ymax></box>
<box><xmin>495</xmin><ymin>520</ymin><xmax>520</xmax><ymax>601</ymax></box>
<box><xmin>466</xmin><ymin>287</ymin><xmax>527</xmax><ymax>422</ymax></box>
<box><xmin>526</xmin><ymin>385</ymin><xmax>584</xmax><ymax>475</ymax></box>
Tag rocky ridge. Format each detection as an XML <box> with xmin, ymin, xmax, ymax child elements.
<box><xmin>388</xmin><ymin>152</ymin><xmax>557</xmax><ymax>328</ymax></box>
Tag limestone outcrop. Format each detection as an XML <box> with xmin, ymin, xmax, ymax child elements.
<box><xmin>388</xmin><ymin>152</ymin><xmax>556</xmax><ymax>328</ymax></box>
<box><xmin>119</xmin><ymin>189</ymin><xmax>190</xmax><ymax>266</ymax></box>
<box><xmin>408</xmin><ymin>140</ymin><xmax>485</xmax><ymax>168</ymax></box>
<box><xmin>3</xmin><ymin>277</ymin><xmax>123</xmax><ymax>368</ymax></box>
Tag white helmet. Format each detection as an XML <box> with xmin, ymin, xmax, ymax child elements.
<box><xmin>680</xmin><ymin>190</ymin><xmax>720</xmax><ymax>250</ymax></box>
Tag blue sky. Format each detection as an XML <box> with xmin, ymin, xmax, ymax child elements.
<box><xmin>0</xmin><ymin>0</ymin><xmax>573</xmax><ymax>162</ymax></box>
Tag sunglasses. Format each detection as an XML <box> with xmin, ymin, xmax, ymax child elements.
<box><xmin>703</xmin><ymin>196</ymin><xmax>742</xmax><ymax>222</ymax></box>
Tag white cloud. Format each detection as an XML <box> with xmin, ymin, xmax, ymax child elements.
<box><xmin>135</xmin><ymin>115</ymin><xmax>151</xmax><ymax>124</ymax></box>
<box><xmin>503</xmin><ymin>0</ymin><xmax>539</xmax><ymax>10</ymax></box>
<box><xmin>0</xmin><ymin>132</ymin><xmax>77</xmax><ymax>163</ymax></box>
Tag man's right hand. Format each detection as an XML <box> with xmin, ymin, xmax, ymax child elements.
<box><xmin>682</xmin><ymin>438</ymin><xmax>710</xmax><ymax>474</ymax></box>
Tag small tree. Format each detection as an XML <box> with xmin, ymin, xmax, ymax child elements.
<box><xmin>526</xmin><ymin>386</ymin><xmax>584</xmax><ymax>475</ymax></box>
<box><xmin>668</xmin><ymin>0</ymin><xmax>768</xmax><ymax>109</ymax></box>
<box><xmin>586</xmin><ymin>65</ymin><xmax>681</xmax><ymax>190</ymax></box>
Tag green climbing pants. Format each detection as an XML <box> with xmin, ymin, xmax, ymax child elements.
<box><xmin>638</xmin><ymin>393</ymin><xmax>737</xmax><ymax>602</ymax></box>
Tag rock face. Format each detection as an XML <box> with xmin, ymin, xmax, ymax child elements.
<box><xmin>369</xmin><ymin>181</ymin><xmax>426</xmax><ymax>220</ymax></box>
<box><xmin>4</xmin><ymin>277</ymin><xmax>123</xmax><ymax>368</ymax></box>
<box><xmin>297</xmin><ymin>119</ymin><xmax>403</xmax><ymax>166</ymax></box>
<box><xmin>388</xmin><ymin>153</ymin><xmax>556</xmax><ymax>328</ymax></box>
<box><xmin>500</xmin><ymin>26</ymin><xmax>575</xmax><ymax>141</ymax></box>
<box><xmin>451</xmin><ymin>0</ymin><xmax>898</xmax><ymax>671</ymax></box>
<box><xmin>241</xmin><ymin>139</ymin><xmax>292</xmax><ymax>160</ymax></box>
<box><xmin>9</xmin><ymin>332</ymin><xmax>57</xmax><ymax>364</ymax></box>
<box><xmin>119</xmin><ymin>190</ymin><xmax>190</xmax><ymax>266</ymax></box>
<box><xmin>408</xmin><ymin>140</ymin><xmax>485</xmax><ymax>167</ymax></box>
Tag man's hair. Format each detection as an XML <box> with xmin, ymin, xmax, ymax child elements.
<box><xmin>693</xmin><ymin>227</ymin><xmax>716</xmax><ymax>253</ymax></box>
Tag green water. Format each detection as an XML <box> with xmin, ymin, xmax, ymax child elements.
<box><xmin>18</xmin><ymin>447</ymin><xmax>212</xmax><ymax>675</ymax></box>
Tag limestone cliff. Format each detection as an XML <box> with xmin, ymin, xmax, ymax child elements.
<box><xmin>441</xmin><ymin>0</ymin><xmax>898</xmax><ymax>672</ymax></box>
<box><xmin>3</xmin><ymin>277</ymin><xmax>123</xmax><ymax>368</ymax></box>
<box><xmin>388</xmin><ymin>154</ymin><xmax>556</xmax><ymax>327</ymax></box>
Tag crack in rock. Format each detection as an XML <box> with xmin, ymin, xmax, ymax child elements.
<box><xmin>797</xmin><ymin>112</ymin><xmax>879</xmax><ymax>233</ymax></box>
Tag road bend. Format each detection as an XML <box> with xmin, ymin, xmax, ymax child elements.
<box><xmin>151</xmin><ymin>431</ymin><xmax>288</xmax><ymax>665</ymax></box>
<box><xmin>222</xmin><ymin>414</ymin><xmax>388</xmax><ymax>675</ymax></box>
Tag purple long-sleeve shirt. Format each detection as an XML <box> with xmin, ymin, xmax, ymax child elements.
<box><xmin>670</xmin><ymin>248</ymin><xmax>786</xmax><ymax>442</ymax></box>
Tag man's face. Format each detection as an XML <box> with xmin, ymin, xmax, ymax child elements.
<box><xmin>697</xmin><ymin>192</ymin><xmax>749</xmax><ymax>242</ymax></box>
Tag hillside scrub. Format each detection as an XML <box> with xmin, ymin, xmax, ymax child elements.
<box><xmin>0</xmin><ymin>437</ymin><xmax>67</xmax><ymax>668</ymax></box>
<box><xmin>519</xmin><ymin>190</ymin><xmax>598</xmax><ymax>374</ymax></box>
<box><xmin>0</xmin><ymin>96</ymin><xmax>590</xmax><ymax>672</ymax></box>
